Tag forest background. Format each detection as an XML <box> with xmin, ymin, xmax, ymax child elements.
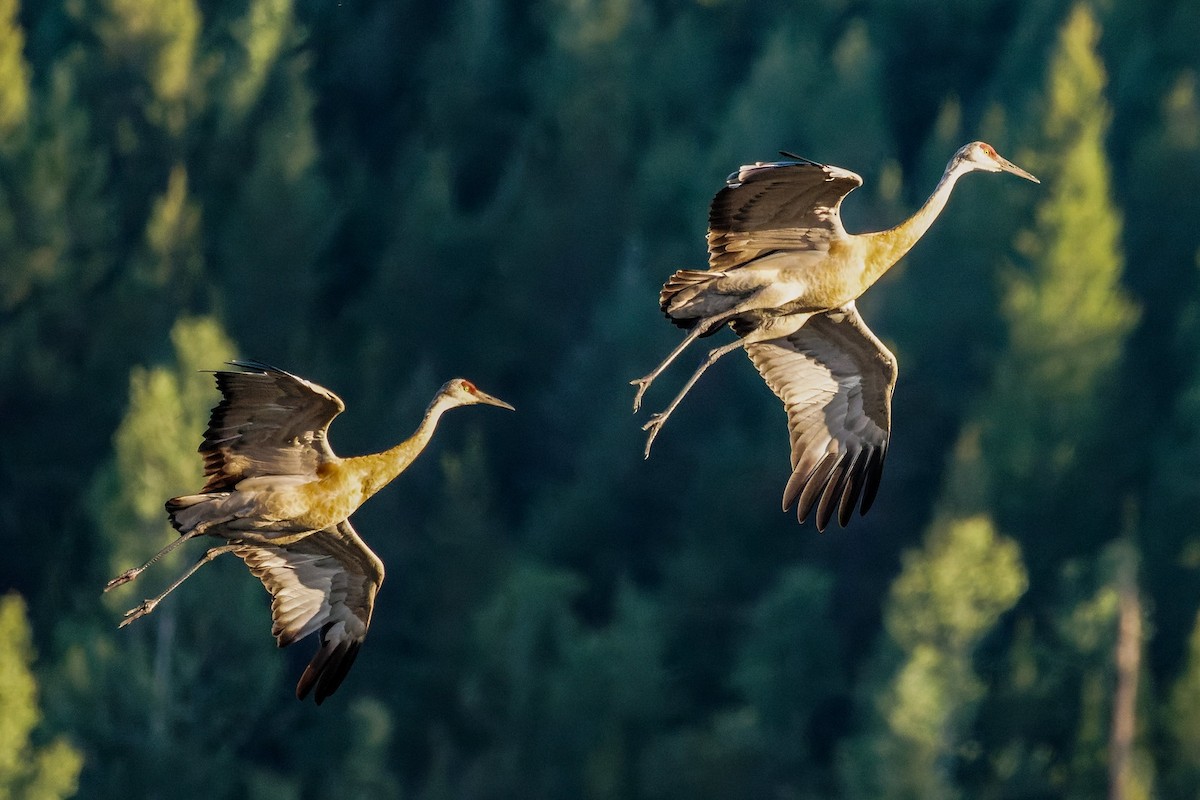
<box><xmin>2</xmin><ymin>0</ymin><xmax>1199</xmax><ymax>797</ymax></box>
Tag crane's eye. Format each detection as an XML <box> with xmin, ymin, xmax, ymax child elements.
<box><xmin>981</xmin><ymin>143</ymin><xmax>997</xmax><ymax>157</ymax></box>
<box><xmin>461</xmin><ymin>379</ymin><xmax>478</xmax><ymax>394</ymax></box>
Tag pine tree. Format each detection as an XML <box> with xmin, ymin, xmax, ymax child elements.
<box><xmin>0</xmin><ymin>594</ymin><xmax>82</xmax><ymax>800</ymax></box>
<box><xmin>94</xmin><ymin>316</ymin><xmax>235</xmax><ymax>575</ymax></box>
<box><xmin>1165</xmin><ymin>607</ymin><xmax>1200</xmax><ymax>794</ymax></box>
<box><xmin>96</xmin><ymin>0</ymin><xmax>200</xmax><ymax>133</ymax></box>
<box><xmin>980</xmin><ymin>3</ymin><xmax>1137</xmax><ymax>568</ymax></box>
<box><xmin>838</xmin><ymin>516</ymin><xmax>1026</xmax><ymax>800</ymax></box>
<box><xmin>0</xmin><ymin>0</ymin><xmax>29</xmax><ymax>141</ymax></box>
<box><xmin>57</xmin><ymin>315</ymin><xmax>293</xmax><ymax>798</ymax></box>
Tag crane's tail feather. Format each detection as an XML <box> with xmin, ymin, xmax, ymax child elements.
<box><xmin>165</xmin><ymin>494</ymin><xmax>212</xmax><ymax>532</ymax></box>
<box><xmin>165</xmin><ymin>492</ymin><xmax>245</xmax><ymax>536</ymax></box>
<box><xmin>659</xmin><ymin>270</ymin><xmax>721</xmax><ymax>331</ymax></box>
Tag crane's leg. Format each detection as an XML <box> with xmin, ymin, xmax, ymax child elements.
<box><xmin>104</xmin><ymin>519</ymin><xmax>326</xmax><ymax>594</ymax></box>
<box><xmin>642</xmin><ymin>340</ymin><xmax>746</xmax><ymax>458</ymax></box>
<box><xmin>117</xmin><ymin>544</ymin><xmax>243</xmax><ymax>628</ymax></box>
<box><xmin>631</xmin><ymin>317</ymin><xmax>729</xmax><ymax>412</ymax></box>
<box><xmin>103</xmin><ymin>528</ymin><xmax>208</xmax><ymax>592</ymax></box>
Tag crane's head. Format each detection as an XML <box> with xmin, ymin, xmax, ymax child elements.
<box><xmin>954</xmin><ymin>141</ymin><xmax>1039</xmax><ymax>183</ymax></box>
<box><xmin>438</xmin><ymin>378</ymin><xmax>516</xmax><ymax>411</ymax></box>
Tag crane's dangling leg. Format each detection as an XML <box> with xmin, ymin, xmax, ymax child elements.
<box><xmin>104</xmin><ymin>518</ymin><xmax>325</xmax><ymax>593</ymax></box>
<box><xmin>117</xmin><ymin>544</ymin><xmax>243</xmax><ymax>628</ymax></box>
<box><xmin>103</xmin><ymin>527</ymin><xmax>210</xmax><ymax>592</ymax></box>
<box><xmin>631</xmin><ymin>316</ymin><xmax>733</xmax><ymax>412</ymax></box>
<box><xmin>642</xmin><ymin>339</ymin><xmax>746</xmax><ymax>458</ymax></box>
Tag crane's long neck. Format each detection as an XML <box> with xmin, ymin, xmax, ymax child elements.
<box><xmin>355</xmin><ymin>396</ymin><xmax>452</xmax><ymax>499</ymax></box>
<box><xmin>860</xmin><ymin>162</ymin><xmax>968</xmax><ymax>288</ymax></box>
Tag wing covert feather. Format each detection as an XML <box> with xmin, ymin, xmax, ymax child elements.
<box><xmin>707</xmin><ymin>159</ymin><xmax>863</xmax><ymax>271</ymax></box>
<box><xmin>200</xmin><ymin>361</ymin><xmax>346</xmax><ymax>492</ymax></box>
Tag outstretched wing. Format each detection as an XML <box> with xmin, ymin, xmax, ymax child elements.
<box><xmin>707</xmin><ymin>156</ymin><xmax>863</xmax><ymax>271</ymax></box>
<box><xmin>200</xmin><ymin>360</ymin><xmax>346</xmax><ymax>492</ymax></box>
<box><xmin>235</xmin><ymin>520</ymin><xmax>385</xmax><ymax>704</ymax></box>
<box><xmin>745</xmin><ymin>304</ymin><xmax>897</xmax><ymax>531</ymax></box>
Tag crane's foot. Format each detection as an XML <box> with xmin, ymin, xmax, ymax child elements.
<box><xmin>641</xmin><ymin>413</ymin><xmax>668</xmax><ymax>459</ymax></box>
<box><xmin>630</xmin><ymin>376</ymin><xmax>654</xmax><ymax>413</ymax></box>
<box><xmin>104</xmin><ymin>567</ymin><xmax>142</xmax><ymax>593</ymax></box>
<box><xmin>118</xmin><ymin>599</ymin><xmax>158</xmax><ymax>628</ymax></box>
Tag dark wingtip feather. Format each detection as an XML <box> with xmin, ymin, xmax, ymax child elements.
<box><xmin>296</xmin><ymin>628</ymin><xmax>362</xmax><ymax>705</ymax></box>
<box><xmin>815</xmin><ymin>460</ymin><xmax>850</xmax><ymax>532</ymax></box>
<box><xmin>778</xmin><ymin>150</ymin><xmax>822</xmax><ymax>166</ymax></box>
<box><xmin>226</xmin><ymin>359</ymin><xmax>286</xmax><ymax>375</ymax></box>
<box><xmin>836</xmin><ymin>450</ymin><xmax>868</xmax><ymax>527</ymax></box>
<box><xmin>858</xmin><ymin>444</ymin><xmax>888</xmax><ymax>516</ymax></box>
<box><xmin>296</xmin><ymin>630</ymin><xmax>337</xmax><ymax>702</ymax></box>
<box><xmin>796</xmin><ymin>453</ymin><xmax>838</xmax><ymax>528</ymax></box>
<box><xmin>315</xmin><ymin>643</ymin><xmax>360</xmax><ymax>705</ymax></box>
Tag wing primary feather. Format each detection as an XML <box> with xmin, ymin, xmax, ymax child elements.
<box><xmin>315</xmin><ymin>642</ymin><xmax>361</xmax><ymax>705</ymax></box>
<box><xmin>778</xmin><ymin>150</ymin><xmax>822</xmax><ymax>166</ymax></box>
<box><xmin>296</xmin><ymin>633</ymin><xmax>337</xmax><ymax>701</ymax></box>
<box><xmin>796</xmin><ymin>453</ymin><xmax>838</xmax><ymax>526</ymax></box>
<box><xmin>226</xmin><ymin>359</ymin><xmax>286</xmax><ymax>374</ymax></box>
<box><xmin>837</xmin><ymin>449</ymin><xmax>868</xmax><ymax>526</ymax></box>
<box><xmin>783</xmin><ymin>449</ymin><xmax>830</xmax><ymax>510</ymax></box>
<box><xmin>859</xmin><ymin>445</ymin><xmax>888</xmax><ymax>515</ymax></box>
<box><xmin>815</xmin><ymin>459</ymin><xmax>850</xmax><ymax>532</ymax></box>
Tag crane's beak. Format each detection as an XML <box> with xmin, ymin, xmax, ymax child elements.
<box><xmin>475</xmin><ymin>389</ymin><xmax>515</xmax><ymax>411</ymax></box>
<box><xmin>997</xmin><ymin>154</ymin><xmax>1039</xmax><ymax>184</ymax></box>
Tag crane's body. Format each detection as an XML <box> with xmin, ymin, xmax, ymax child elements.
<box><xmin>163</xmin><ymin>383</ymin><xmax>477</xmax><ymax>543</ymax></box>
<box><xmin>633</xmin><ymin>142</ymin><xmax>1038</xmax><ymax>530</ymax></box>
<box><xmin>105</xmin><ymin>361</ymin><xmax>513</xmax><ymax>703</ymax></box>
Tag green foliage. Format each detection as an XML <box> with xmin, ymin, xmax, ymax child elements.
<box><xmin>1166</xmin><ymin>609</ymin><xmax>1200</xmax><ymax>792</ymax></box>
<box><xmin>94</xmin><ymin>315</ymin><xmax>235</xmax><ymax>575</ymax></box>
<box><xmin>0</xmin><ymin>0</ymin><xmax>28</xmax><ymax>139</ymax></box>
<box><xmin>840</xmin><ymin>516</ymin><xmax>1027</xmax><ymax>800</ymax></box>
<box><xmin>980</xmin><ymin>3</ymin><xmax>1138</xmax><ymax>568</ymax></box>
<box><xmin>3</xmin><ymin>0</ymin><xmax>1199</xmax><ymax>797</ymax></box>
<box><xmin>0</xmin><ymin>595</ymin><xmax>82</xmax><ymax>800</ymax></box>
<box><xmin>96</xmin><ymin>0</ymin><xmax>200</xmax><ymax>131</ymax></box>
<box><xmin>459</xmin><ymin>564</ymin><xmax>669</xmax><ymax>798</ymax></box>
<box><xmin>886</xmin><ymin>516</ymin><xmax>1028</xmax><ymax>655</ymax></box>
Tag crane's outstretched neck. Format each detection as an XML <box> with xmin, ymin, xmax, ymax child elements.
<box><xmin>860</xmin><ymin>160</ymin><xmax>970</xmax><ymax>288</ymax></box>
<box><xmin>356</xmin><ymin>393</ymin><xmax>456</xmax><ymax>498</ymax></box>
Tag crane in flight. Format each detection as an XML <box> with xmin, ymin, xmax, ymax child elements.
<box><xmin>104</xmin><ymin>361</ymin><xmax>514</xmax><ymax>704</ymax></box>
<box><xmin>631</xmin><ymin>141</ymin><xmax>1038</xmax><ymax>531</ymax></box>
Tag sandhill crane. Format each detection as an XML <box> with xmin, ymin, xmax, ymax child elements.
<box><xmin>631</xmin><ymin>142</ymin><xmax>1038</xmax><ymax>530</ymax></box>
<box><xmin>104</xmin><ymin>361</ymin><xmax>514</xmax><ymax>703</ymax></box>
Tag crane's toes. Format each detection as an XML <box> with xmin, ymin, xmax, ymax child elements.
<box><xmin>118</xmin><ymin>599</ymin><xmax>157</xmax><ymax>628</ymax></box>
<box><xmin>641</xmin><ymin>414</ymin><xmax>667</xmax><ymax>459</ymax></box>
<box><xmin>630</xmin><ymin>378</ymin><xmax>652</xmax><ymax>413</ymax></box>
<box><xmin>103</xmin><ymin>568</ymin><xmax>140</xmax><ymax>593</ymax></box>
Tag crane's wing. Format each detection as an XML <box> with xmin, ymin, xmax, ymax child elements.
<box><xmin>235</xmin><ymin>519</ymin><xmax>385</xmax><ymax>704</ymax></box>
<box><xmin>707</xmin><ymin>157</ymin><xmax>863</xmax><ymax>271</ymax></box>
<box><xmin>199</xmin><ymin>360</ymin><xmax>346</xmax><ymax>492</ymax></box>
<box><xmin>745</xmin><ymin>304</ymin><xmax>897</xmax><ymax>531</ymax></box>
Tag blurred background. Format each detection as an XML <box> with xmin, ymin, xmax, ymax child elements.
<box><xmin>1</xmin><ymin>0</ymin><xmax>1198</xmax><ymax>796</ymax></box>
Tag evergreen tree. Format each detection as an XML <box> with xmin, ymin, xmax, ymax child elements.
<box><xmin>0</xmin><ymin>0</ymin><xmax>28</xmax><ymax>140</ymax></box>
<box><xmin>0</xmin><ymin>594</ymin><xmax>82</xmax><ymax>800</ymax></box>
<box><xmin>54</xmin><ymin>316</ymin><xmax>292</xmax><ymax>798</ymax></box>
<box><xmin>1165</xmin><ymin>607</ymin><xmax>1200</xmax><ymax>795</ymax></box>
<box><xmin>839</xmin><ymin>516</ymin><xmax>1027</xmax><ymax>800</ymax></box>
<box><xmin>980</xmin><ymin>3</ymin><xmax>1137</xmax><ymax>569</ymax></box>
<box><xmin>459</xmin><ymin>563</ymin><xmax>669</xmax><ymax>799</ymax></box>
